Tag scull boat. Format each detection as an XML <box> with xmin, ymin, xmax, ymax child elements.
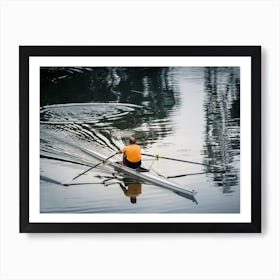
<box><xmin>81</xmin><ymin>148</ymin><xmax>198</xmax><ymax>203</ymax></box>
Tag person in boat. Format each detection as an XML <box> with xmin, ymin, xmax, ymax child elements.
<box><xmin>117</xmin><ymin>136</ymin><xmax>141</xmax><ymax>169</ymax></box>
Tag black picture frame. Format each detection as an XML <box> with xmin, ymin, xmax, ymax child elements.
<box><xmin>20</xmin><ymin>46</ymin><xmax>261</xmax><ymax>233</ymax></box>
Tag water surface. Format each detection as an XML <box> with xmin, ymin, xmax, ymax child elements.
<box><xmin>40</xmin><ymin>67</ymin><xmax>240</xmax><ymax>213</ymax></box>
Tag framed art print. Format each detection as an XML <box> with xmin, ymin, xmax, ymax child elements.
<box><xmin>19</xmin><ymin>46</ymin><xmax>261</xmax><ymax>233</ymax></box>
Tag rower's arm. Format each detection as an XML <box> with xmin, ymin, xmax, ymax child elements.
<box><xmin>117</xmin><ymin>147</ymin><xmax>126</xmax><ymax>154</ymax></box>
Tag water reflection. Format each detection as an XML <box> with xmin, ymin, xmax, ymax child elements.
<box><xmin>41</xmin><ymin>67</ymin><xmax>179</xmax><ymax>113</ymax></box>
<box><xmin>119</xmin><ymin>179</ymin><xmax>142</xmax><ymax>204</ymax></box>
<box><xmin>203</xmin><ymin>67</ymin><xmax>240</xmax><ymax>193</ymax></box>
<box><xmin>41</xmin><ymin>67</ymin><xmax>181</xmax><ymax>148</ymax></box>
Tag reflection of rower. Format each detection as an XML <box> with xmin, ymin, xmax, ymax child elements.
<box><xmin>119</xmin><ymin>179</ymin><xmax>142</xmax><ymax>204</ymax></box>
<box><xmin>117</xmin><ymin>136</ymin><xmax>141</xmax><ymax>169</ymax></box>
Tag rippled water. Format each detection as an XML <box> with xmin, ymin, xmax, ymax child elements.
<box><xmin>40</xmin><ymin>67</ymin><xmax>240</xmax><ymax>213</ymax></box>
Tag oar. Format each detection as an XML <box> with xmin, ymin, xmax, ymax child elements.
<box><xmin>167</xmin><ymin>172</ymin><xmax>208</xmax><ymax>179</ymax></box>
<box><xmin>141</xmin><ymin>153</ymin><xmax>223</xmax><ymax>169</ymax></box>
<box><xmin>63</xmin><ymin>153</ymin><xmax>117</xmax><ymax>186</ymax></box>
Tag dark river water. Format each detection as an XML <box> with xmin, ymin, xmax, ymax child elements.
<box><xmin>40</xmin><ymin>67</ymin><xmax>240</xmax><ymax>213</ymax></box>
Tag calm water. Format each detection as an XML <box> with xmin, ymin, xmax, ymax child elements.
<box><xmin>40</xmin><ymin>67</ymin><xmax>240</xmax><ymax>213</ymax></box>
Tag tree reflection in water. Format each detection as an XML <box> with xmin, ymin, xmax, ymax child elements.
<box><xmin>203</xmin><ymin>67</ymin><xmax>240</xmax><ymax>193</ymax></box>
<box><xmin>41</xmin><ymin>67</ymin><xmax>181</xmax><ymax>147</ymax></box>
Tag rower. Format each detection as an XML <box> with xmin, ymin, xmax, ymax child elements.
<box><xmin>117</xmin><ymin>136</ymin><xmax>141</xmax><ymax>169</ymax></box>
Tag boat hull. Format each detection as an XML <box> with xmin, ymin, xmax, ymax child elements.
<box><xmin>81</xmin><ymin>148</ymin><xmax>197</xmax><ymax>203</ymax></box>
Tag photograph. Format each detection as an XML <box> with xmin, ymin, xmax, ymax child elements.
<box><xmin>20</xmin><ymin>46</ymin><xmax>261</xmax><ymax>232</ymax></box>
<box><xmin>40</xmin><ymin>66</ymin><xmax>240</xmax><ymax>213</ymax></box>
